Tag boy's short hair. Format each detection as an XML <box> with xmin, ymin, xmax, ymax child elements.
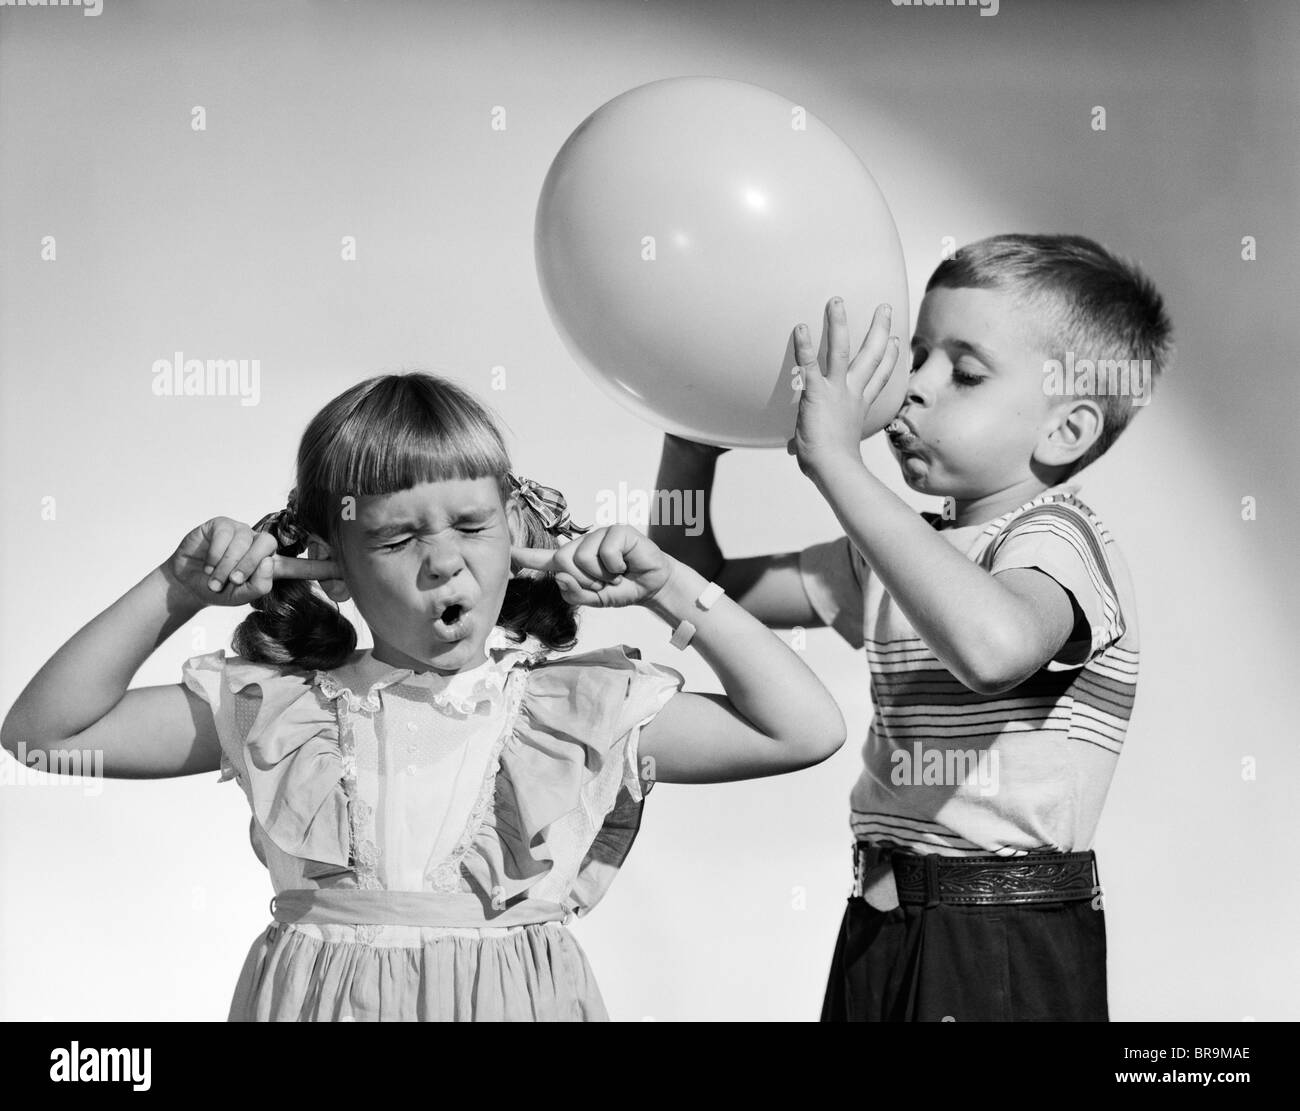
<box><xmin>927</xmin><ymin>233</ymin><xmax>1173</xmax><ymax>476</ymax></box>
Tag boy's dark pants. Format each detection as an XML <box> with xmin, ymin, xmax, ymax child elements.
<box><xmin>821</xmin><ymin>846</ymin><xmax>1108</xmax><ymax>1022</ymax></box>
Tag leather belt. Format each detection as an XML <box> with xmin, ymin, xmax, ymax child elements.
<box><xmin>854</xmin><ymin>843</ymin><xmax>1099</xmax><ymax>908</ymax></box>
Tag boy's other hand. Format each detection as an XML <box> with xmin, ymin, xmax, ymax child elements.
<box><xmin>787</xmin><ymin>299</ymin><xmax>901</xmax><ymax>476</ymax></box>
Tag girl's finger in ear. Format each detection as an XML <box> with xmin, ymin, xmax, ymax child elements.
<box><xmin>247</xmin><ymin>555</ymin><xmax>276</xmax><ymax>596</ymax></box>
<box><xmin>271</xmin><ymin>556</ymin><xmax>343</xmax><ymax>580</ymax></box>
<box><xmin>510</xmin><ymin>546</ymin><xmax>557</xmax><ymax>573</ymax></box>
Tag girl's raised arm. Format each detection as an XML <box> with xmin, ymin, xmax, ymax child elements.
<box><xmin>513</xmin><ymin>526</ymin><xmax>847</xmax><ymax>785</ymax></box>
<box><xmin>0</xmin><ymin>518</ymin><xmax>335</xmax><ymax>779</ymax></box>
<box><xmin>633</xmin><ymin>557</ymin><xmax>847</xmax><ymax>783</ymax></box>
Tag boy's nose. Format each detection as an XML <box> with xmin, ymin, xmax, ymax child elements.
<box><xmin>905</xmin><ymin>358</ymin><xmax>940</xmax><ymax>406</ymax></box>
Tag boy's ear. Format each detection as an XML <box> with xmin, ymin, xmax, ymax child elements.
<box><xmin>1037</xmin><ymin>399</ymin><xmax>1103</xmax><ymax>469</ymax></box>
<box><xmin>307</xmin><ymin>537</ymin><xmax>351</xmax><ymax>603</ymax></box>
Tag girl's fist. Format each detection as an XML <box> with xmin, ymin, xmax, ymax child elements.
<box><xmin>165</xmin><ymin>517</ymin><xmax>341</xmax><ymax>608</ymax></box>
<box><xmin>511</xmin><ymin>524</ymin><xmax>673</xmax><ymax>609</ymax></box>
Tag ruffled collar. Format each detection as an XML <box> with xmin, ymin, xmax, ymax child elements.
<box><xmin>314</xmin><ymin>625</ymin><xmax>552</xmax><ymax>716</ymax></box>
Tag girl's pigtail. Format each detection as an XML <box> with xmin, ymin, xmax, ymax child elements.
<box><xmin>231</xmin><ymin>499</ymin><xmax>356</xmax><ymax>671</ymax></box>
<box><xmin>497</xmin><ymin>475</ymin><xmax>582</xmax><ymax>653</ymax></box>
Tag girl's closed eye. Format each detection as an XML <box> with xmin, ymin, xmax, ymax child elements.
<box><xmin>379</xmin><ymin>527</ymin><xmax>488</xmax><ymax>552</ymax></box>
<box><xmin>952</xmin><ymin>366</ymin><xmax>984</xmax><ymax>387</ymax></box>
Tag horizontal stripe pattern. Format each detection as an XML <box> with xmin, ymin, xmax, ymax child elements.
<box><xmin>982</xmin><ymin>503</ymin><xmax>1126</xmax><ymax>654</ymax></box>
<box><xmin>842</xmin><ymin>487</ymin><xmax>1139</xmax><ymax>856</ymax></box>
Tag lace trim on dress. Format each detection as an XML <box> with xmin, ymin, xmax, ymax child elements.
<box><xmin>313</xmin><ymin>627</ymin><xmax>553</xmax><ymax>931</ymax></box>
<box><xmin>316</xmin><ymin>670</ymin><xmax>402</xmax><ymax>716</ymax></box>
<box><xmin>333</xmin><ymin>700</ymin><xmax>381</xmax><ymax>893</ymax></box>
<box><xmin>423</xmin><ymin>666</ymin><xmax>531</xmax><ymax>905</ymax></box>
<box><xmin>332</xmin><ymin>698</ymin><xmax>381</xmax><ymax>942</ymax></box>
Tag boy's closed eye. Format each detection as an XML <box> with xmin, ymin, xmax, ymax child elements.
<box><xmin>910</xmin><ymin>338</ymin><xmax>993</xmax><ymax>386</ymax></box>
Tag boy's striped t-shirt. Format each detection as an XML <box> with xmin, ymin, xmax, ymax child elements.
<box><xmin>798</xmin><ymin>484</ymin><xmax>1139</xmax><ymax>857</ymax></box>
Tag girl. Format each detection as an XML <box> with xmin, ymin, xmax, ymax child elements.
<box><xmin>1</xmin><ymin>372</ymin><xmax>845</xmax><ymax>1022</ymax></box>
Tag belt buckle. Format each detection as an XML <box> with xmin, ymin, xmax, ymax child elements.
<box><xmin>853</xmin><ymin>844</ymin><xmax>884</xmax><ymax>898</ymax></box>
<box><xmin>854</xmin><ymin>844</ymin><xmax>901</xmax><ymax>911</ymax></box>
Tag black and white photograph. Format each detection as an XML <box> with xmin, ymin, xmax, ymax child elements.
<box><xmin>0</xmin><ymin>0</ymin><xmax>1294</xmax><ymax>1068</ymax></box>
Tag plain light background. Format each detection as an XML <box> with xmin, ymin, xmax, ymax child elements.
<box><xmin>1</xmin><ymin>0</ymin><xmax>1296</xmax><ymax>1021</ymax></box>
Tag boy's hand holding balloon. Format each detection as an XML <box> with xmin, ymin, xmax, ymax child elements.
<box><xmin>512</xmin><ymin>524</ymin><xmax>675</xmax><ymax>610</ymax></box>
<box><xmin>164</xmin><ymin>517</ymin><xmax>342</xmax><ymax>608</ymax></box>
<box><xmin>786</xmin><ymin>299</ymin><xmax>902</xmax><ymax>477</ymax></box>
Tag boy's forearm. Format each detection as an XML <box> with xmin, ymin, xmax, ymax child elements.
<box><xmin>647</xmin><ymin>438</ymin><xmax>725</xmax><ymax>580</ymax></box>
<box><xmin>644</xmin><ymin>558</ymin><xmax>843</xmax><ymax>750</ymax></box>
<box><xmin>1</xmin><ymin>565</ymin><xmax>204</xmax><ymax>748</ymax></box>
<box><xmin>807</xmin><ymin>455</ymin><xmax>1033</xmax><ymax>688</ymax></box>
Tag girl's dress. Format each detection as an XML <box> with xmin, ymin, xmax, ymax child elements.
<box><xmin>181</xmin><ymin>624</ymin><xmax>684</xmax><ymax>1021</ymax></box>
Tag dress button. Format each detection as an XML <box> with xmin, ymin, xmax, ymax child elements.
<box><xmin>406</xmin><ymin>721</ymin><xmax>418</xmax><ymax>733</ymax></box>
<box><xmin>405</xmin><ymin>742</ymin><xmax>418</xmax><ymax>755</ymax></box>
<box><xmin>406</xmin><ymin>763</ymin><xmax>418</xmax><ymax>776</ymax></box>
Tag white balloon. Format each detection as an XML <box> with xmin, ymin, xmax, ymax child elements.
<box><xmin>536</xmin><ymin>77</ymin><xmax>910</xmax><ymax>449</ymax></box>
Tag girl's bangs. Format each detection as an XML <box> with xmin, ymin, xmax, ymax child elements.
<box><xmin>321</xmin><ymin>380</ymin><xmax>511</xmax><ymax>499</ymax></box>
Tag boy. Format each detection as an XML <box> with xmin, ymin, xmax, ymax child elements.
<box><xmin>649</xmin><ymin>234</ymin><xmax>1171</xmax><ymax>1021</ymax></box>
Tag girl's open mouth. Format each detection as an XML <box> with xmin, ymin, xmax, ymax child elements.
<box><xmin>431</xmin><ymin>603</ymin><xmax>470</xmax><ymax>643</ymax></box>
